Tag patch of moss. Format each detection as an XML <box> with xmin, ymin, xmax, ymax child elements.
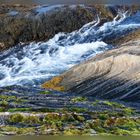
<box><xmin>23</xmin><ymin>115</ymin><xmax>41</xmax><ymax>125</ymax></box>
<box><xmin>42</xmin><ymin>76</ymin><xmax>65</xmax><ymax>91</ymax></box>
<box><xmin>1</xmin><ymin>126</ymin><xmax>35</xmax><ymax>135</ymax></box>
<box><xmin>92</xmin><ymin>100</ymin><xmax>100</xmax><ymax>106</ymax></box>
<box><xmin>8</xmin><ymin>114</ymin><xmax>24</xmax><ymax>124</ymax></box>
<box><xmin>0</xmin><ymin>100</ymin><xmax>8</xmax><ymax>107</ymax></box>
<box><xmin>98</xmin><ymin>113</ymin><xmax>109</xmax><ymax>120</ymax></box>
<box><xmin>0</xmin><ymin>107</ymin><xmax>6</xmax><ymax>112</ymax></box>
<box><xmin>72</xmin><ymin>114</ymin><xmax>85</xmax><ymax>122</ymax></box>
<box><xmin>63</xmin><ymin>129</ymin><xmax>83</xmax><ymax>136</ymax></box>
<box><xmin>92</xmin><ymin>100</ymin><xmax>125</xmax><ymax>109</ymax></box>
<box><xmin>65</xmin><ymin>107</ymin><xmax>88</xmax><ymax>113</ymax></box>
<box><xmin>44</xmin><ymin>113</ymin><xmax>75</xmax><ymax>123</ymax></box>
<box><xmin>40</xmin><ymin>90</ymin><xmax>52</xmax><ymax>94</ymax></box>
<box><xmin>0</xmin><ymin>95</ymin><xmax>16</xmax><ymax>101</ymax></box>
<box><xmin>123</xmin><ymin>108</ymin><xmax>135</xmax><ymax>115</ymax></box>
<box><xmin>103</xmin><ymin>101</ymin><xmax>125</xmax><ymax>108</ymax></box>
<box><xmin>44</xmin><ymin>113</ymin><xmax>60</xmax><ymax>123</ymax></box>
<box><xmin>1</xmin><ymin>110</ymin><xmax>140</xmax><ymax>136</ymax></box>
<box><xmin>7</xmin><ymin>108</ymin><xmax>32</xmax><ymax>112</ymax></box>
<box><xmin>8</xmin><ymin>114</ymin><xmax>41</xmax><ymax>125</ymax></box>
<box><xmin>71</xmin><ymin>97</ymin><xmax>87</xmax><ymax>103</ymax></box>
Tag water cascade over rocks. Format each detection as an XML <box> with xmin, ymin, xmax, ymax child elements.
<box><xmin>1</xmin><ymin>10</ymin><xmax>140</xmax><ymax>87</ymax></box>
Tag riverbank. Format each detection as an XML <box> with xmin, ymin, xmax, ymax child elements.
<box><xmin>1</xmin><ymin>4</ymin><xmax>140</xmax><ymax>136</ymax></box>
<box><xmin>0</xmin><ymin>4</ymin><xmax>140</xmax><ymax>51</ymax></box>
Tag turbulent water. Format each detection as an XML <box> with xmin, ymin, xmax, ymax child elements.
<box><xmin>1</xmin><ymin>10</ymin><xmax>140</xmax><ymax>87</ymax></box>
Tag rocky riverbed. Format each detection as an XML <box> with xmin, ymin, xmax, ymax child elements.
<box><xmin>42</xmin><ymin>30</ymin><xmax>140</xmax><ymax>102</ymax></box>
<box><xmin>1</xmin><ymin>4</ymin><xmax>140</xmax><ymax>136</ymax></box>
<box><xmin>2</xmin><ymin>72</ymin><xmax>139</xmax><ymax>136</ymax></box>
<box><xmin>0</xmin><ymin>85</ymin><xmax>140</xmax><ymax>136</ymax></box>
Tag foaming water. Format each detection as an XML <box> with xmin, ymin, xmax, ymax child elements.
<box><xmin>1</xmin><ymin>10</ymin><xmax>140</xmax><ymax>87</ymax></box>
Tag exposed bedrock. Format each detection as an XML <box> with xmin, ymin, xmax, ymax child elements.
<box><xmin>42</xmin><ymin>31</ymin><xmax>140</xmax><ymax>102</ymax></box>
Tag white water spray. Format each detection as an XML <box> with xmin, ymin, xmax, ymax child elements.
<box><xmin>0</xmin><ymin>10</ymin><xmax>140</xmax><ymax>87</ymax></box>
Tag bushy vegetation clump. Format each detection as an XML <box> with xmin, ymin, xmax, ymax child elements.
<box><xmin>3</xmin><ymin>111</ymin><xmax>140</xmax><ymax>136</ymax></box>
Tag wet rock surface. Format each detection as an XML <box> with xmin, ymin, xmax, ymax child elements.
<box><xmin>0</xmin><ymin>85</ymin><xmax>140</xmax><ymax>136</ymax></box>
<box><xmin>0</xmin><ymin>85</ymin><xmax>140</xmax><ymax>112</ymax></box>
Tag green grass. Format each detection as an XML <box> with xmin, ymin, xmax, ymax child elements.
<box><xmin>40</xmin><ymin>91</ymin><xmax>52</xmax><ymax>94</ymax></box>
<box><xmin>7</xmin><ymin>108</ymin><xmax>32</xmax><ymax>112</ymax></box>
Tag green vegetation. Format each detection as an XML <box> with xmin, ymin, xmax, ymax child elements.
<box><xmin>92</xmin><ymin>100</ymin><xmax>125</xmax><ymax>108</ymax></box>
<box><xmin>0</xmin><ymin>100</ymin><xmax>8</xmax><ymax>107</ymax></box>
<box><xmin>0</xmin><ymin>89</ymin><xmax>139</xmax><ymax>136</ymax></box>
<box><xmin>43</xmin><ymin>113</ymin><xmax>75</xmax><ymax>123</ymax></box>
<box><xmin>63</xmin><ymin>129</ymin><xmax>87</xmax><ymax>136</ymax></box>
<box><xmin>40</xmin><ymin>90</ymin><xmax>52</xmax><ymax>94</ymax></box>
<box><xmin>65</xmin><ymin>107</ymin><xmax>88</xmax><ymax>113</ymax></box>
<box><xmin>0</xmin><ymin>94</ymin><xmax>30</xmax><ymax>112</ymax></box>
<box><xmin>1</xmin><ymin>126</ymin><xmax>35</xmax><ymax>135</ymax></box>
<box><xmin>71</xmin><ymin>97</ymin><xmax>87</xmax><ymax>103</ymax></box>
<box><xmin>123</xmin><ymin>108</ymin><xmax>135</xmax><ymax>115</ymax></box>
<box><xmin>86</xmin><ymin>117</ymin><xmax>140</xmax><ymax>135</ymax></box>
<box><xmin>8</xmin><ymin>114</ymin><xmax>24</xmax><ymax>124</ymax></box>
<box><xmin>0</xmin><ymin>107</ymin><xmax>5</xmax><ymax>112</ymax></box>
<box><xmin>7</xmin><ymin>108</ymin><xmax>32</xmax><ymax>112</ymax></box>
<box><xmin>2</xmin><ymin>111</ymin><xmax>140</xmax><ymax>136</ymax></box>
<box><xmin>8</xmin><ymin>114</ymin><xmax>41</xmax><ymax>125</ymax></box>
<box><xmin>102</xmin><ymin>101</ymin><xmax>125</xmax><ymax>108</ymax></box>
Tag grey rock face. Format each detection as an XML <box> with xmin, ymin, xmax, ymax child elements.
<box><xmin>45</xmin><ymin>36</ymin><xmax>140</xmax><ymax>101</ymax></box>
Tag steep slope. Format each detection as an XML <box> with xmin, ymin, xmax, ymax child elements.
<box><xmin>42</xmin><ymin>30</ymin><xmax>140</xmax><ymax>102</ymax></box>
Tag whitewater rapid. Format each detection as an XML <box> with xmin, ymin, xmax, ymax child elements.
<box><xmin>1</xmin><ymin>10</ymin><xmax>140</xmax><ymax>87</ymax></box>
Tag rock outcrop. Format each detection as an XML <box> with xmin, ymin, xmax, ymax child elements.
<box><xmin>42</xmin><ymin>30</ymin><xmax>140</xmax><ymax>101</ymax></box>
<box><xmin>0</xmin><ymin>4</ymin><xmax>113</xmax><ymax>51</ymax></box>
<box><xmin>0</xmin><ymin>4</ymin><xmax>140</xmax><ymax>51</ymax></box>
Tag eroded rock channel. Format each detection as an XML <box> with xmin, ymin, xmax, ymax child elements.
<box><xmin>1</xmin><ymin>4</ymin><xmax>140</xmax><ymax>136</ymax></box>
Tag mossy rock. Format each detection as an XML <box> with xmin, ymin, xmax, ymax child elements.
<box><xmin>71</xmin><ymin>97</ymin><xmax>87</xmax><ymax>103</ymax></box>
<box><xmin>42</xmin><ymin>76</ymin><xmax>65</xmax><ymax>91</ymax></box>
<box><xmin>40</xmin><ymin>90</ymin><xmax>52</xmax><ymax>94</ymax></box>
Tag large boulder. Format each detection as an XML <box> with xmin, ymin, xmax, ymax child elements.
<box><xmin>42</xmin><ymin>30</ymin><xmax>140</xmax><ymax>101</ymax></box>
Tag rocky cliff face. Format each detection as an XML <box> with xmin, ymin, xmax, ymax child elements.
<box><xmin>42</xmin><ymin>30</ymin><xmax>140</xmax><ymax>102</ymax></box>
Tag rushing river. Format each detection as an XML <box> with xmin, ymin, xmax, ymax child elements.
<box><xmin>1</xmin><ymin>7</ymin><xmax>140</xmax><ymax>87</ymax></box>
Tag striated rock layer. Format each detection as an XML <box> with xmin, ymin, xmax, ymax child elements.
<box><xmin>42</xmin><ymin>30</ymin><xmax>140</xmax><ymax>102</ymax></box>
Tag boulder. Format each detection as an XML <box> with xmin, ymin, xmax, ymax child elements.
<box><xmin>42</xmin><ymin>30</ymin><xmax>140</xmax><ymax>101</ymax></box>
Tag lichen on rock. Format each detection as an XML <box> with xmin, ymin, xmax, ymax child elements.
<box><xmin>41</xmin><ymin>76</ymin><xmax>65</xmax><ymax>91</ymax></box>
